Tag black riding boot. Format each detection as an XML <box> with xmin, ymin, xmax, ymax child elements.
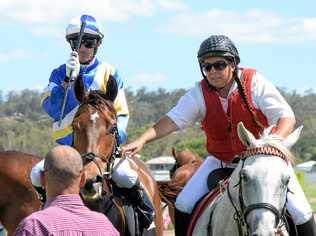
<box><xmin>128</xmin><ymin>181</ymin><xmax>155</xmax><ymax>229</ymax></box>
<box><xmin>33</xmin><ymin>185</ymin><xmax>46</xmax><ymax>204</ymax></box>
<box><xmin>296</xmin><ymin>216</ymin><xmax>316</xmax><ymax>236</ymax></box>
<box><xmin>174</xmin><ymin>207</ymin><xmax>191</xmax><ymax>236</ymax></box>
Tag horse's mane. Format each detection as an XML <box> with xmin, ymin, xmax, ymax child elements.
<box><xmin>259</xmin><ymin>128</ymin><xmax>295</xmax><ymax>165</ymax></box>
<box><xmin>86</xmin><ymin>90</ymin><xmax>116</xmax><ymax>112</ymax></box>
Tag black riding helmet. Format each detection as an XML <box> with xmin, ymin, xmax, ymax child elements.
<box><xmin>197</xmin><ymin>35</ymin><xmax>240</xmax><ymax>79</ymax></box>
<box><xmin>197</xmin><ymin>35</ymin><xmax>240</xmax><ymax>65</ymax></box>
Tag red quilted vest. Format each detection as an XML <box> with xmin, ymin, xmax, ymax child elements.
<box><xmin>200</xmin><ymin>68</ymin><xmax>268</xmax><ymax>163</ymax></box>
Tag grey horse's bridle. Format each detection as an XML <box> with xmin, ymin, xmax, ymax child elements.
<box><xmin>227</xmin><ymin>146</ymin><xmax>289</xmax><ymax>236</ymax></box>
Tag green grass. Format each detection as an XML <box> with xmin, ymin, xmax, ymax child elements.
<box><xmin>303</xmin><ymin>183</ymin><xmax>316</xmax><ymax>211</ymax></box>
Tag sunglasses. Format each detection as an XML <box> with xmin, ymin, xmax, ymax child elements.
<box><xmin>69</xmin><ymin>38</ymin><xmax>98</xmax><ymax>49</ymax></box>
<box><xmin>202</xmin><ymin>60</ymin><xmax>229</xmax><ymax>73</ymax></box>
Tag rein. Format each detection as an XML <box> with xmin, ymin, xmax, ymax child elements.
<box><xmin>227</xmin><ymin>146</ymin><xmax>289</xmax><ymax>236</ymax></box>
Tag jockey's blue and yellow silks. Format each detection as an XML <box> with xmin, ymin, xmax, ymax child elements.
<box><xmin>41</xmin><ymin>57</ymin><xmax>129</xmax><ymax>145</ymax></box>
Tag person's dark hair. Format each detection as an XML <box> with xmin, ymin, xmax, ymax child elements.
<box><xmin>233</xmin><ymin>70</ymin><xmax>264</xmax><ymax>130</ymax></box>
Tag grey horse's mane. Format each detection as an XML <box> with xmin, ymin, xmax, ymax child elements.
<box><xmin>259</xmin><ymin>127</ymin><xmax>295</xmax><ymax>164</ymax></box>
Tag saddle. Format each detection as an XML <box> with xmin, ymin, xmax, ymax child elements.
<box><xmin>207</xmin><ymin>168</ymin><xmax>233</xmax><ymax>191</ymax></box>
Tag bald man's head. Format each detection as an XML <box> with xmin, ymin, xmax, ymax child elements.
<box><xmin>44</xmin><ymin>145</ymin><xmax>83</xmax><ymax>187</ymax></box>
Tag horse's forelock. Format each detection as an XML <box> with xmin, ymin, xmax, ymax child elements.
<box><xmin>84</xmin><ymin>91</ymin><xmax>116</xmax><ymax>113</ymax></box>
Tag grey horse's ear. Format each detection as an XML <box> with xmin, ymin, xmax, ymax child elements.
<box><xmin>74</xmin><ymin>77</ymin><xmax>86</xmax><ymax>103</ymax></box>
<box><xmin>99</xmin><ymin>76</ymin><xmax>118</xmax><ymax>102</ymax></box>
<box><xmin>281</xmin><ymin>125</ymin><xmax>303</xmax><ymax>149</ymax></box>
<box><xmin>237</xmin><ymin>122</ymin><xmax>257</xmax><ymax>147</ymax></box>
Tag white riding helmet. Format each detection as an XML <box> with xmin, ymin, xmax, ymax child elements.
<box><xmin>66</xmin><ymin>14</ymin><xmax>104</xmax><ymax>40</ymax></box>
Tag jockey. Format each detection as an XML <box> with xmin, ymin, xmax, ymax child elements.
<box><xmin>30</xmin><ymin>14</ymin><xmax>154</xmax><ymax>229</ymax></box>
<box><xmin>123</xmin><ymin>35</ymin><xmax>316</xmax><ymax>235</ymax></box>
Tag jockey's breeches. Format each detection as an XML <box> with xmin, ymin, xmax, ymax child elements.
<box><xmin>175</xmin><ymin>155</ymin><xmax>313</xmax><ymax>225</ymax></box>
<box><xmin>111</xmin><ymin>157</ymin><xmax>139</xmax><ymax>188</ymax></box>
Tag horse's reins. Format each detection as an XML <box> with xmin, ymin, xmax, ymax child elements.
<box><xmin>73</xmin><ymin>99</ymin><xmax>127</xmax><ymax>231</ymax></box>
<box><xmin>227</xmin><ymin>146</ymin><xmax>289</xmax><ymax>236</ymax></box>
<box><xmin>80</xmin><ymin>124</ymin><xmax>127</xmax><ymax>227</ymax></box>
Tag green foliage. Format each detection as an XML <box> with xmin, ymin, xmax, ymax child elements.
<box><xmin>303</xmin><ymin>183</ymin><xmax>316</xmax><ymax>211</ymax></box>
<box><xmin>0</xmin><ymin>88</ymin><xmax>315</xmax><ymax>161</ymax></box>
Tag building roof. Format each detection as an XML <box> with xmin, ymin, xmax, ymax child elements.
<box><xmin>146</xmin><ymin>156</ymin><xmax>176</xmax><ymax>165</ymax></box>
<box><xmin>295</xmin><ymin>160</ymin><xmax>316</xmax><ymax>172</ymax></box>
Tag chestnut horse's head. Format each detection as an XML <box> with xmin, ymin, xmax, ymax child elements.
<box><xmin>72</xmin><ymin>76</ymin><xmax>119</xmax><ymax>200</ymax></box>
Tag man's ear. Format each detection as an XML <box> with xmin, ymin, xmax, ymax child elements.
<box><xmin>79</xmin><ymin>170</ymin><xmax>86</xmax><ymax>188</ymax></box>
<box><xmin>40</xmin><ymin>171</ymin><xmax>46</xmax><ymax>188</ymax></box>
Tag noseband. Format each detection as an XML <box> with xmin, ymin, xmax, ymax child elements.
<box><xmin>227</xmin><ymin>146</ymin><xmax>289</xmax><ymax>235</ymax></box>
<box><xmin>81</xmin><ymin>124</ymin><xmax>121</xmax><ymax>181</ymax></box>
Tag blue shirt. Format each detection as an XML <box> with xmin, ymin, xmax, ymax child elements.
<box><xmin>41</xmin><ymin>57</ymin><xmax>129</xmax><ymax>145</ymax></box>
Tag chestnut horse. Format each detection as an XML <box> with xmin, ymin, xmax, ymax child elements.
<box><xmin>0</xmin><ymin>151</ymin><xmax>42</xmax><ymax>235</ymax></box>
<box><xmin>72</xmin><ymin>77</ymin><xmax>163</xmax><ymax>236</ymax></box>
<box><xmin>0</xmin><ymin>77</ymin><xmax>161</xmax><ymax>236</ymax></box>
<box><xmin>158</xmin><ymin>147</ymin><xmax>203</xmax><ymax>225</ymax></box>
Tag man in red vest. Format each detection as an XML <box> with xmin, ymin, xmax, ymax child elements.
<box><xmin>123</xmin><ymin>35</ymin><xmax>315</xmax><ymax>236</ymax></box>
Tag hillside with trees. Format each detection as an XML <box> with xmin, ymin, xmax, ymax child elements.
<box><xmin>0</xmin><ymin>88</ymin><xmax>315</xmax><ymax>162</ymax></box>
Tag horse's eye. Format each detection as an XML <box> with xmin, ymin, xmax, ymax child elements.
<box><xmin>282</xmin><ymin>175</ymin><xmax>290</xmax><ymax>186</ymax></box>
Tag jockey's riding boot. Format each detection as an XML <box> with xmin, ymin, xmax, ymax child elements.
<box><xmin>174</xmin><ymin>207</ymin><xmax>191</xmax><ymax>236</ymax></box>
<box><xmin>129</xmin><ymin>181</ymin><xmax>155</xmax><ymax>229</ymax></box>
<box><xmin>296</xmin><ymin>216</ymin><xmax>316</xmax><ymax>236</ymax></box>
<box><xmin>32</xmin><ymin>185</ymin><xmax>46</xmax><ymax>204</ymax></box>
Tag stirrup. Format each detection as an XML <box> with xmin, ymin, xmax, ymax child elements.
<box><xmin>130</xmin><ymin>183</ymin><xmax>155</xmax><ymax>229</ymax></box>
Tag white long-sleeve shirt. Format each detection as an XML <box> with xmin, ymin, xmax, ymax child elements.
<box><xmin>167</xmin><ymin>70</ymin><xmax>294</xmax><ymax>130</ymax></box>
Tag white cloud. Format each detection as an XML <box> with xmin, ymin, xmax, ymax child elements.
<box><xmin>0</xmin><ymin>0</ymin><xmax>156</xmax><ymax>24</ymax></box>
<box><xmin>0</xmin><ymin>0</ymin><xmax>189</xmax><ymax>25</ymax></box>
<box><xmin>0</xmin><ymin>0</ymin><xmax>188</xmax><ymax>38</ymax></box>
<box><xmin>160</xmin><ymin>9</ymin><xmax>316</xmax><ymax>43</ymax></box>
<box><xmin>157</xmin><ymin>0</ymin><xmax>189</xmax><ymax>11</ymax></box>
<box><xmin>0</xmin><ymin>49</ymin><xmax>31</xmax><ymax>63</ymax></box>
<box><xmin>132</xmin><ymin>72</ymin><xmax>168</xmax><ymax>86</ymax></box>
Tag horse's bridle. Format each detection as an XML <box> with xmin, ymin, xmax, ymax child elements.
<box><xmin>227</xmin><ymin>146</ymin><xmax>289</xmax><ymax>236</ymax></box>
<box><xmin>80</xmin><ymin>124</ymin><xmax>121</xmax><ymax>183</ymax></box>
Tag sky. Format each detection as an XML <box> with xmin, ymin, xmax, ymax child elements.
<box><xmin>0</xmin><ymin>0</ymin><xmax>315</xmax><ymax>95</ymax></box>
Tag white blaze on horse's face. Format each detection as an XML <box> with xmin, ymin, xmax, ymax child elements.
<box><xmin>90</xmin><ymin>111</ymin><xmax>100</xmax><ymax>126</ymax></box>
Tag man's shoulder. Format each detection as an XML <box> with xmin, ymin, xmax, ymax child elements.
<box><xmin>15</xmin><ymin>211</ymin><xmax>49</xmax><ymax>235</ymax></box>
<box><xmin>95</xmin><ymin>58</ymin><xmax>115</xmax><ymax>70</ymax></box>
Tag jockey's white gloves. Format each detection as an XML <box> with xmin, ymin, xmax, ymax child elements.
<box><xmin>65</xmin><ymin>51</ymin><xmax>80</xmax><ymax>80</ymax></box>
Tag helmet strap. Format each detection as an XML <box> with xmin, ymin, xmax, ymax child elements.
<box><xmin>93</xmin><ymin>39</ymin><xmax>102</xmax><ymax>56</ymax></box>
